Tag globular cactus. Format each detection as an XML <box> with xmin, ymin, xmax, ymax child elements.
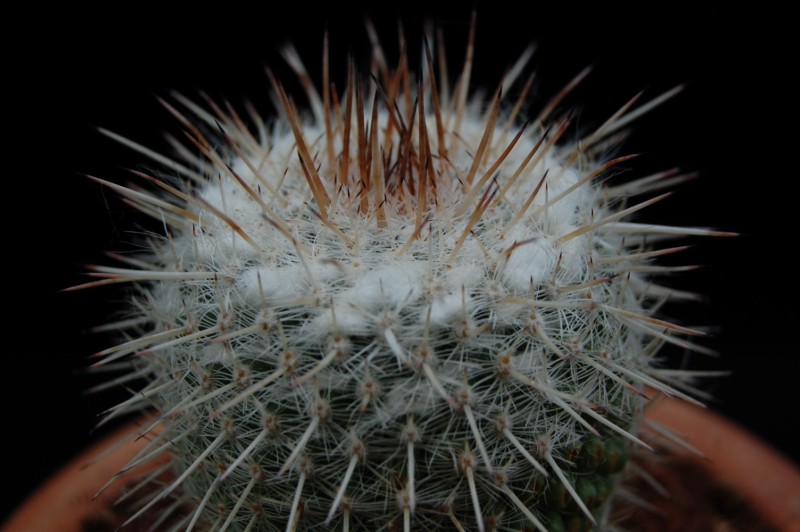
<box><xmin>82</xmin><ymin>19</ymin><xmax>725</xmax><ymax>532</ymax></box>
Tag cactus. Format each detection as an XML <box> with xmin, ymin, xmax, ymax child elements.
<box><xmin>82</xmin><ymin>18</ymin><xmax>725</xmax><ymax>532</ymax></box>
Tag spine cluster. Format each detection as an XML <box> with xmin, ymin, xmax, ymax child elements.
<box><xmin>82</xmin><ymin>20</ymin><xmax>723</xmax><ymax>531</ymax></box>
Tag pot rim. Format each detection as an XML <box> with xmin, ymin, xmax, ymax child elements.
<box><xmin>644</xmin><ymin>393</ymin><xmax>800</xmax><ymax>531</ymax></box>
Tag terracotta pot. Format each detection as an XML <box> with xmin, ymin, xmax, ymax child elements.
<box><xmin>5</xmin><ymin>401</ymin><xmax>799</xmax><ymax>531</ymax></box>
<box><xmin>3</xmin><ymin>421</ymin><xmax>169</xmax><ymax>532</ymax></box>
<box><xmin>639</xmin><ymin>395</ymin><xmax>800</xmax><ymax>531</ymax></box>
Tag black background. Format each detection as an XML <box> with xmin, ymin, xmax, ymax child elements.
<box><xmin>6</xmin><ymin>3</ymin><xmax>796</xmax><ymax>523</ymax></box>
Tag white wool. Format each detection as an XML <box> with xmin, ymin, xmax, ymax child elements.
<box><xmin>237</xmin><ymin>264</ymin><xmax>311</xmax><ymax>305</ymax></box>
<box><xmin>502</xmin><ymin>235</ymin><xmax>558</xmax><ymax>290</ymax></box>
<box><xmin>430</xmin><ymin>292</ymin><xmax>469</xmax><ymax>327</ymax></box>
<box><xmin>349</xmin><ymin>262</ymin><xmax>426</xmax><ymax>311</ymax></box>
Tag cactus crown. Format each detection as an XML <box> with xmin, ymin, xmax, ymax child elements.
<box><xmin>83</xmin><ymin>18</ymin><xmax>723</xmax><ymax>532</ymax></box>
